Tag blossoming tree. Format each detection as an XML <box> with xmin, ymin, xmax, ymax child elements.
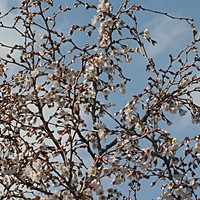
<box><xmin>0</xmin><ymin>0</ymin><xmax>199</xmax><ymax>199</ymax></box>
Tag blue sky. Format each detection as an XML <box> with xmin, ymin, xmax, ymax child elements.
<box><xmin>0</xmin><ymin>1</ymin><xmax>200</xmax><ymax>199</ymax></box>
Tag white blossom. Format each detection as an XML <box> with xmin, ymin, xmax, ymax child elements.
<box><xmin>31</xmin><ymin>68</ymin><xmax>39</xmax><ymax>77</ymax></box>
<box><xmin>143</xmin><ymin>28</ymin><xmax>150</xmax><ymax>39</ymax></box>
<box><xmin>135</xmin><ymin>122</ymin><xmax>142</xmax><ymax>131</ymax></box>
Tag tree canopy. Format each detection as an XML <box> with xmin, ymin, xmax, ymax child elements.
<box><xmin>0</xmin><ymin>0</ymin><xmax>199</xmax><ymax>199</ymax></box>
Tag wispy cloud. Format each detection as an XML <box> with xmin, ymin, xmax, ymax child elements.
<box><xmin>145</xmin><ymin>16</ymin><xmax>191</xmax><ymax>58</ymax></box>
<box><xmin>0</xmin><ymin>1</ymin><xmax>23</xmax><ymax>58</ymax></box>
<box><xmin>142</xmin><ymin>16</ymin><xmax>200</xmax><ymax>132</ymax></box>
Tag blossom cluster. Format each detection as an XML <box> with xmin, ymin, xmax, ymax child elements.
<box><xmin>0</xmin><ymin>0</ymin><xmax>199</xmax><ymax>199</ymax></box>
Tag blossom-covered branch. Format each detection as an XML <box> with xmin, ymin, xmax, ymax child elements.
<box><xmin>0</xmin><ymin>0</ymin><xmax>199</xmax><ymax>199</ymax></box>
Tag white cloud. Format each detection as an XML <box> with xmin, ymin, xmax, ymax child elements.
<box><xmin>142</xmin><ymin>16</ymin><xmax>200</xmax><ymax>130</ymax></box>
<box><xmin>0</xmin><ymin>1</ymin><xmax>24</xmax><ymax>58</ymax></box>
<box><xmin>145</xmin><ymin>16</ymin><xmax>191</xmax><ymax>58</ymax></box>
<box><xmin>192</xmin><ymin>92</ymin><xmax>200</xmax><ymax>106</ymax></box>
